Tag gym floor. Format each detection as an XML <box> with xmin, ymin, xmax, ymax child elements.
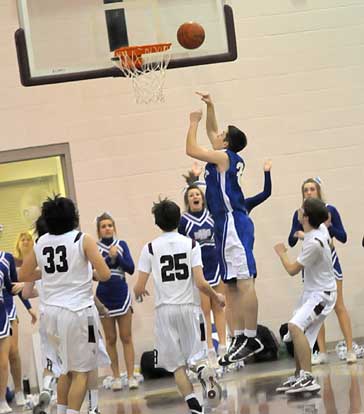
<box><xmin>13</xmin><ymin>357</ymin><xmax>364</xmax><ymax>414</ymax></box>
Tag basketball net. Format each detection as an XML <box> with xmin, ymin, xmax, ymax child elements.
<box><xmin>113</xmin><ymin>43</ymin><xmax>172</xmax><ymax>104</ymax></box>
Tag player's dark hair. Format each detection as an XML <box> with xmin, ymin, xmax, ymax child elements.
<box><xmin>34</xmin><ymin>215</ymin><xmax>48</xmax><ymax>240</ymax></box>
<box><xmin>302</xmin><ymin>198</ymin><xmax>329</xmax><ymax>229</ymax></box>
<box><xmin>42</xmin><ymin>195</ymin><xmax>79</xmax><ymax>235</ymax></box>
<box><xmin>96</xmin><ymin>212</ymin><xmax>117</xmax><ymax>239</ymax></box>
<box><xmin>226</xmin><ymin>125</ymin><xmax>247</xmax><ymax>153</ymax></box>
<box><xmin>152</xmin><ymin>198</ymin><xmax>181</xmax><ymax>232</ymax></box>
<box><xmin>182</xmin><ymin>170</ymin><xmax>205</xmax><ymax>213</ymax></box>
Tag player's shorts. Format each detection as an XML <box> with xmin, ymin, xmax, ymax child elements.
<box><xmin>43</xmin><ymin>304</ymin><xmax>101</xmax><ymax>374</ymax></box>
<box><xmin>154</xmin><ymin>304</ymin><xmax>206</xmax><ymax>373</ymax></box>
<box><xmin>39</xmin><ymin>306</ymin><xmax>62</xmax><ymax>377</ymax></box>
<box><xmin>40</xmin><ymin>307</ymin><xmax>109</xmax><ymax>377</ymax></box>
<box><xmin>331</xmin><ymin>247</ymin><xmax>343</xmax><ymax>281</ymax></box>
<box><xmin>96</xmin><ymin>277</ymin><xmax>131</xmax><ymax>318</ymax></box>
<box><xmin>0</xmin><ymin>302</ymin><xmax>11</xmax><ymax>339</ymax></box>
<box><xmin>97</xmin><ymin>333</ymin><xmax>111</xmax><ymax>368</ymax></box>
<box><xmin>289</xmin><ymin>290</ymin><xmax>337</xmax><ymax>349</ymax></box>
<box><xmin>214</xmin><ymin>211</ymin><xmax>256</xmax><ymax>282</ymax></box>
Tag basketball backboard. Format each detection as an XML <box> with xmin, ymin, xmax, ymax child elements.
<box><xmin>15</xmin><ymin>0</ymin><xmax>237</xmax><ymax>87</ymax></box>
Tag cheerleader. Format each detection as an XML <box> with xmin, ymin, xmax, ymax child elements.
<box><xmin>0</xmin><ymin>252</ymin><xmax>13</xmax><ymax>414</ymax></box>
<box><xmin>2</xmin><ymin>232</ymin><xmax>37</xmax><ymax>406</ymax></box>
<box><xmin>95</xmin><ymin>213</ymin><xmax>138</xmax><ymax>390</ymax></box>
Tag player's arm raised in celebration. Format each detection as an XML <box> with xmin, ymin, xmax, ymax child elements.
<box><xmin>196</xmin><ymin>92</ymin><xmax>219</xmax><ymax>148</ymax></box>
<box><xmin>273</xmin><ymin>243</ymin><xmax>303</xmax><ymax>276</ymax></box>
<box><xmin>186</xmin><ymin>110</ymin><xmax>229</xmax><ymax>170</ymax></box>
<box><xmin>193</xmin><ymin>265</ymin><xmax>225</xmax><ymax>307</ymax></box>
<box><xmin>83</xmin><ymin>234</ymin><xmax>111</xmax><ymax>281</ymax></box>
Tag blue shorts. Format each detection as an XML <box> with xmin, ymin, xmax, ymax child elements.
<box><xmin>96</xmin><ymin>276</ymin><xmax>131</xmax><ymax>317</ymax></box>
<box><xmin>213</xmin><ymin>211</ymin><xmax>256</xmax><ymax>283</ymax></box>
<box><xmin>0</xmin><ymin>302</ymin><xmax>11</xmax><ymax>339</ymax></box>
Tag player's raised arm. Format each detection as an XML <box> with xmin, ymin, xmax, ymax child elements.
<box><xmin>186</xmin><ymin>110</ymin><xmax>228</xmax><ymax>168</ymax></box>
<box><xmin>196</xmin><ymin>92</ymin><xmax>219</xmax><ymax>148</ymax></box>
<box><xmin>83</xmin><ymin>234</ymin><xmax>111</xmax><ymax>281</ymax></box>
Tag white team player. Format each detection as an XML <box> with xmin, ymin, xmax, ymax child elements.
<box><xmin>274</xmin><ymin>198</ymin><xmax>337</xmax><ymax>395</ymax></box>
<box><xmin>134</xmin><ymin>198</ymin><xmax>225</xmax><ymax>414</ymax></box>
<box><xmin>22</xmin><ymin>216</ymin><xmax>110</xmax><ymax>414</ymax></box>
<box><xmin>19</xmin><ymin>196</ymin><xmax>110</xmax><ymax>414</ymax></box>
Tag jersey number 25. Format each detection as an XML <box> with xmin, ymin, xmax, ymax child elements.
<box><xmin>160</xmin><ymin>253</ymin><xmax>189</xmax><ymax>282</ymax></box>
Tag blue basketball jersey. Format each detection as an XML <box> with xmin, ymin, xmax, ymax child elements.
<box><xmin>205</xmin><ymin>149</ymin><xmax>247</xmax><ymax>217</ymax></box>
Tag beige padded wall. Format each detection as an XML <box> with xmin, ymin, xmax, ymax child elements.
<box><xmin>1</xmin><ymin>1</ymin><xmax>364</xmax><ymax>385</ymax></box>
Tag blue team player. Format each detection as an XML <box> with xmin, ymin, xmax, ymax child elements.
<box><xmin>95</xmin><ymin>213</ymin><xmax>138</xmax><ymax>391</ymax></box>
<box><xmin>179</xmin><ymin>160</ymin><xmax>272</xmax><ymax>364</ymax></box>
<box><xmin>185</xmin><ymin>92</ymin><xmax>268</xmax><ymax>366</ymax></box>
<box><xmin>0</xmin><ymin>251</ymin><xmax>16</xmax><ymax>414</ymax></box>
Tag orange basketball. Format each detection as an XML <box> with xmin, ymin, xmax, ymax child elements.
<box><xmin>177</xmin><ymin>22</ymin><xmax>205</xmax><ymax>50</ymax></box>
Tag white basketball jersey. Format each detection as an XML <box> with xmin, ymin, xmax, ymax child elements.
<box><xmin>138</xmin><ymin>232</ymin><xmax>203</xmax><ymax>308</ymax></box>
<box><xmin>34</xmin><ymin>230</ymin><xmax>93</xmax><ymax>311</ymax></box>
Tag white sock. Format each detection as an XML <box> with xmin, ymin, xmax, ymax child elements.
<box><xmin>184</xmin><ymin>393</ymin><xmax>197</xmax><ymax>402</ymax></box>
<box><xmin>43</xmin><ymin>375</ymin><xmax>54</xmax><ymax>390</ymax></box>
<box><xmin>57</xmin><ymin>404</ymin><xmax>67</xmax><ymax>414</ymax></box>
<box><xmin>218</xmin><ymin>345</ymin><xmax>227</xmax><ymax>355</ymax></box>
<box><xmin>88</xmin><ymin>389</ymin><xmax>98</xmax><ymax>411</ymax></box>
<box><xmin>244</xmin><ymin>329</ymin><xmax>256</xmax><ymax>338</ymax></box>
<box><xmin>234</xmin><ymin>330</ymin><xmax>244</xmax><ymax>337</ymax></box>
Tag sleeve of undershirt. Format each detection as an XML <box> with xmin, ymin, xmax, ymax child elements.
<box><xmin>137</xmin><ymin>244</ymin><xmax>152</xmax><ymax>274</ymax></box>
<box><xmin>191</xmin><ymin>241</ymin><xmax>203</xmax><ymax>268</ymax></box>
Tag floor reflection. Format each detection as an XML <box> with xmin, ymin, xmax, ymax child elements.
<box><xmin>14</xmin><ymin>359</ymin><xmax>364</xmax><ymax>414</ymax></box>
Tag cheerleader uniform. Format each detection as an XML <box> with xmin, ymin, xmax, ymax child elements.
<box><xmin>179</xmin><ymin>209</ymin><xmax>220</xmax><ymax>286</ymax></box>
<box><xmin>0</xmin><ymin>251</ymin><xmax>14</xmax><ymax>339</ymax></box>
<box><xmin>1</xmin><ymin>252</ymin><xmax>32</xmax><ymax>321</ymax></box>
<box><xmin>96</xmin><ymin>238</ymin><xmax>135</xmax><ymax>317</ymax></box>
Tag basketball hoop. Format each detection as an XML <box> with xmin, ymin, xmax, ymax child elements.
<box><xmin>112</xmin><ymin>43</ymin><xmax>172</xmax><ymax>104</ymax></box>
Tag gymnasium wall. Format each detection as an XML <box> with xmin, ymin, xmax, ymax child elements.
<box><xmin>1</xmin><ymin>0</ymin><xmax>364</xmax><ymax>386</ymax></box>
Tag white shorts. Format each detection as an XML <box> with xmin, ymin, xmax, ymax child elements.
<box><xmin>155</xmin><ymin>304</ymin><xmax>206</xmax><ymax>373</ymax></box>
<box><xmin>40</xmin><ymin>308</ymin><xmax>109</xmax><ymax>376</ymax></box>
<box><xmin>43</xmin><ymin>305</ymin><xmax>101</xmax><ymax>375</ymax></box>
<box><xmin>97</xmin><ymin>333</ymin><xmax>111</xmax><ymax>368</ymax></box>
<box><xmin>39</xmin><ymin>309</ymin><xmax>62</xmax><ymax>377</ymax></box>
<box><xmin>289</xmin><ymin>290</ymin><xmax>337</xmax><ymax>349</ymax></box>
